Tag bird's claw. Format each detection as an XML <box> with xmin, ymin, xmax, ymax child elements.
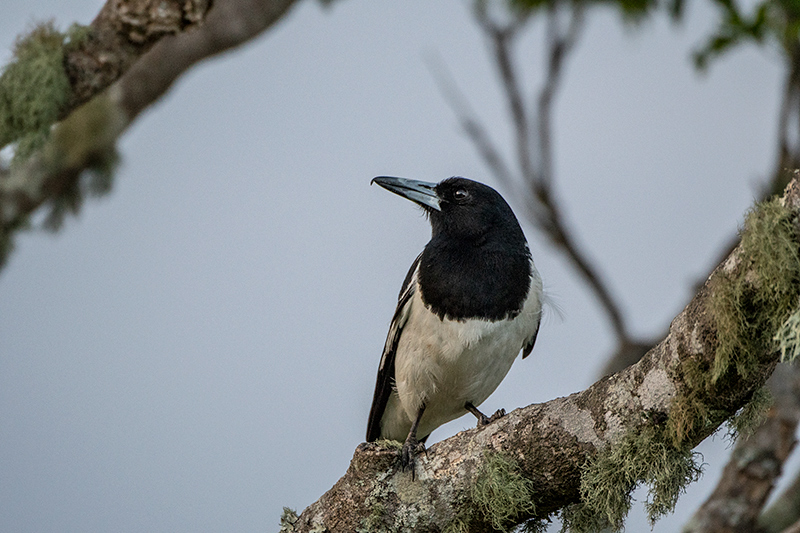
<box><xmin>477</xmin><ymin>408</ymin><xmax>506</xmax><ymax>427</ymax></box>
<box><xmin>400</xmin><ymin>435</ymin><xmax>426</xmax><ymax>479</ymax></box>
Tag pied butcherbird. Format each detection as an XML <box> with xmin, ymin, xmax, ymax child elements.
<box><xmin>366</xmin><ymin>176</ymin><xmax>543</xmax><ymax>475</ymax></box>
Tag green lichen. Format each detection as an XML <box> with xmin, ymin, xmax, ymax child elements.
<box><xmin>279</xmin><ymin>507</ymin><xmax>298</xmax><ymax>533</ymax></box>
<box><xmin>563</xmin><ymin>425</ymin><xmax>702</xmax><ymax>532</ymax></box>
<box><xmin>665</xmin><ymin>357</ymin><xmax>732</xmax><ymax>447</ymax></box>
<box><xmin>443</xmin><ymin>515</ymin><xmax>468</xmax><ymax>533</ymax></box>
<box><xmin>472</xmin><ymin>451</ymin><xmax>537</xmax><ymax>532</ymax></box>
<box><xmin>0</xmin><ymin>21</ymin><xmax>90</xmax><ymax>167</ymax></box>
<box><xmin>374</xmin><ymin>438</ymin><xmax>403</xmax><ymax>451</ymax></box>
<box><xmin>64</xmin><ymin>23</ymin><xmax>91</xmax><ymax>48</ymax></box>
<box><xmin>566</xmin><ymin>196</ymin><xmax>799</xmax><ymax>533</ymax></box>
<box><xmin>710</xmin><ymin>198</ymin><xmax>800</xmax><ymax>381</ymax></box>
<box><xmin>356</xmin><ymin>502</ymin><xmax>388</xmax><ymax>533</ymax></box>
<box><xmin>0</xmin><ymin>216</ymin><xmax>29</xmax><ymax>270</ymax></box>
<box><xmin>39</xmin><ymin>93</ymin><xmax>122</xmax><ymax>231</ymax></box>
<box><xmin>666</xmin><ymin>198</ymin><xmax>800</xmax><ymax>448</ymax></box>
<box><xmin>729</xmin><ymin>385</ymin><xmax>773</xmax><ymax>439</ymax></box>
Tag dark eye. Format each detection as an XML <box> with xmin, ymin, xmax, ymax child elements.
<box><xmin>453</xmin><ymin>189</ymin><xmax>469</xmax><ymax>202</ymax></box>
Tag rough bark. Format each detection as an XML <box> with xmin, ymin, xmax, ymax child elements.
<box><xmin>115</xmin><ymin>0</ymin><xmax>299</xmax><ymax>121</ymax></box>
<box><xmin>64</xmin><ymin>0</ymin><xmax>212</xmax><ymax>118</ymax></box>
<box><xmin>284</xmin><ymin>178</ymin><xmax>800</xmax><ymax>532</ymax></box>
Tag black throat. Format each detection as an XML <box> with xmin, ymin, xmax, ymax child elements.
<box><xmin>418</xmin><ymin>234</ymin><xmax>532</xmax><ymax>322</ymax></box>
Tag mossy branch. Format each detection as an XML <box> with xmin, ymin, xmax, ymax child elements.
<box><xmin>0</xmin><ymin>0</ymin><xmax>210</xmax><ymax>269</ymax></box>
<box><xmin>0</xmin><ymin>0</ymin><xmax>298</xmax><ymax>272</ymax></box>
<box><xmin>0</xmin><ymin>1</ymin><xmax>211</xmax><ymax>165</ymax></box>
<box><xmin>283</xmin><ymin>178</ymin><xmax>800</xmax><ymax>533</ymax></box>
<box><xmin>0</xmin><ymin>92</ymin><xmax>126</xmax><ymax>268</ymax></box>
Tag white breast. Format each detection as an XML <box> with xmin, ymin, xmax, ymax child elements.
<box><xmin>380</xmin><ymin>269</ymin><xmax>542</xmax><ymax>441</ymax></box>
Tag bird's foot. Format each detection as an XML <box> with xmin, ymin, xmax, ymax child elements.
<box><xmin>477</xmin><ymin>408</ymin><xmax>506</xmax><ymax>427</ymax></box>
<box><xmin>400</xmin><ymin>434</ymin><xmax>426</xmax><ymax>479</ymax></box>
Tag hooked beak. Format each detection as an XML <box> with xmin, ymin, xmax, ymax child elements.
<box><xmin>371</xmin><ymin>176</ymin><xmax>442</xmax><ymax>212</ymax></box>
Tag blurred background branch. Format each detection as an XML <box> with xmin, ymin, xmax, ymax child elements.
<box><xmin>433</xmin><ymin>0</ymin><xmax>657</xmax><ymax>378</ymax></box>
<box><xmin>684</xmin><ymin>363</ymin><xmax>800</xmax><ymax>533</ymax></box>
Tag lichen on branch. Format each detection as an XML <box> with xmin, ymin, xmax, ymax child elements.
<box><xmin>562</xmin><ymin>425</ymin><xmax>702</xmax><ymax>532</ymax></box>
<box><xmin>0</xmin><ymin>22</ymin><xmax>89</xmax><ymax>167</ymax></box>
<box><xmin>710</xmin><ymin>198</ymin><xmax>800</xmax><ymax>381</ymax></box>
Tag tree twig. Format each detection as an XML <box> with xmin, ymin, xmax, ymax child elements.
<box><xmin>437</xmin><ymin>1</ymin><xmax>635</xmax><ymax>347</ymax></box>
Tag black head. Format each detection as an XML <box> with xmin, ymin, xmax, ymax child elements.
<box><xmin>372</xmin><ymin>176</ymin><xmax>524</xmax><ymax>244</ymax></box>
<box><xmin>430</xmin><ymin>177</ymin><xmax>522</xmax><ymax>242</ymax></box>
<box><xmin>372</xmin><ymin>176</ymin><xmax>532</xmax><ymax>320</ymax></box>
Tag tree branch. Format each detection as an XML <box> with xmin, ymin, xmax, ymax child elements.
<box><xmin>115</xmin><ymin>0</ymin><xmax>299</xmax><ymax>122</ymax></box>
<box><xmin>781</xmin><ymin>519</ymin><xmax>800</xmax><ymax>533</ymax></box>
<box><xmin>64</xmin><ymin>0</ymin><xmax>212</xmax><ymax>119</ymax></box>
<box><xmin>284</xmin><ymin>178</ymin><xmax>800</xmax><ymax>533</ymax></box>
<box><xmin>443</xmin><ymin>2</ymin><xmax>640</xmax><ymax>352</ymax></box>
<box><xmin>537</xmin><ymin>0</ymin><xmax>583</xmax><ymax>190</ymax></box>
<box><xmin>678</xmin><ymin>43</ymin><xmax>800</xmax><ymax>533</ymax></box>
<box><xmin>0</xmin><ymin>0</ymin><xmax>299</xmax><ymax>268</ymax></box>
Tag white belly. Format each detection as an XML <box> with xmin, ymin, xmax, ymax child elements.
<box><xmin>380</xmin><ymin>275</ymin><xmax>542</xmax><ymax>441</ymax></box>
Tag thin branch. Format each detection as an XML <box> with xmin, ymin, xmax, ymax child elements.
<box><xmin>475</xmin><ymin>3</ymin><xmax>538</xmax><ymax>187</ymax></box>
<box><xmin>425</xmin><ymin>53</ymin><xmax>518</xmax><ymax>192</ymax></box>
<box><xmin>537</xmin><ymin>0</ymin><xmax>584</xmax><ymax>190</ymax></box>
<box><xmin>468</xmin><ymin>1</ymin><xmax>633</xmax><ymax>342</ymax></box>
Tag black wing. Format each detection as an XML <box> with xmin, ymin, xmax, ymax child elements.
<box><xmin>365</xmin><ymin>254</ymin><xmax>421</xmax><ymax>442</ymax></box>
<box><xmin>521</xmin><ymin>316</ymin><xmax>540</xmax><ymax>359</ymax></box>
<box><xmin>522</xmin><ymin>263</ymin><xmax>542</xmax><ymax>360</ymax></box>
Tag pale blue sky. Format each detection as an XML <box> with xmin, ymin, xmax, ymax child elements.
<box><xmin>0</xmin><ymin>0</ymin><xmax>787</xmax><ymax>531</ymax></box>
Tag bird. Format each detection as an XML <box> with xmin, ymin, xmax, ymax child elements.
<box><xmin>366</xmin><ymin>175</ymin><xmax>543</xmax><ymax>475</ymax></box>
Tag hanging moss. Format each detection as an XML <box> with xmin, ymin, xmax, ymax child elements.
<box><xmin>562</xmin><ymin>425</ymin><xmax>702</xmax><ymax>532</ymax></box>
<box><xmin>39</xmin><ymin>93</ymin><xmax>122</xmax><ymax>231</ymax></box>
<box><xmin>710</xmin><ymin>198</ymin><xmax>800</xmax><ymax>381</ymax></box>
<box><xmin>471</xmin><ymin>451</ymin><xmax>538</xmax><ymax>532</ymax></box>
<box><xmin>444</xmin><ymin>515</ymin><xmax>469</xmax><ymax>533</ymax></box>
<box><xmin>775</xmin><ymin>307</ymin><xmax>800</xmax><ymax>363</ymax></box>
<box><xmin>664</xmin><ymin>198</ymin><xmax>800</xmax><ymax>449</ymax></box>
<box><xmin>519</xmin><ymin>517</ymin><xmax>551</xmax><ymax>532</ymax></box>
<box><xmin>563</xmin><ymin>197</ymin><xmax>800</xmax><ymax>532</ymax></box>
<box><xmin>728</xmin><ymin>385</ymin><xmax>773</xmax><ymax>438</ymax></box>
<box><xmin>665</xmin><ymin>380</ymin><xmax>727</xmax><ymax>447</ymax></box>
